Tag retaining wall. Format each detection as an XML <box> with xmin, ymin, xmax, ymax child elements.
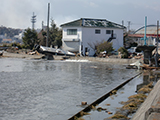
<box><xmin>69</xmin><ymin>56</ymin><xmax>139</xmax><ymax>64</ymax></box>
<box><xmin>132</xmin><ymin>80</ymin><xmax>160</xmax><ymax>120</ymax></box>
<box><xmin>2</xmin><ymin>52</ymin><xmax>139</xmax><ymax>64</ymax></box>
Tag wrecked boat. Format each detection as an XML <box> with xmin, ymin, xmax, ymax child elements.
<box><xmin>34</xmin><ymin>45</ymin><xmax>75</xmax><ymax>56</ymax></box>
<box><xmin>0</xmin><ymin>51</ymin><xmax>3</xmax><ymax>56</ymax></box>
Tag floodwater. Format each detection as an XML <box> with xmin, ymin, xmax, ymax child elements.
<box><xmin>82</xmin><ymin>69</ymin><xmax>160</xmax><ymax>120</ymax></box>
<box><xmin>0</xmin><ymin>58</ymin><xmax>141</xmax><ymax>120</ymax></box>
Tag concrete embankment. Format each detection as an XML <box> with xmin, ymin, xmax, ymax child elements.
<box><xmin>69</xmin><ymin>56</ymin><xmax>138</xmax><ymax>64</ymax></box>
<box><xmin>132</xmin><ymin>80</ymin><xmax>160</xmax><ymax>120</ymax></box>
<box><xmin>2</xmin><ymin>52</ymin><xmax>63</xmax><ymax>60</ymax></box>
<box><xmin>2</xmin><ymin>52</ymin><xmax>139</xmax><ymax>64</ymax></box>
<box><xmin>2</xmin><ymin>52</ymin><xmax>43</xmax><ymax>59</ymax></box>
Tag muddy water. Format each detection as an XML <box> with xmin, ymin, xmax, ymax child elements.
<box><xmin>0</xmin><ymin>58</ymin><xmax>139</xmax><ymax>120</ymax></box>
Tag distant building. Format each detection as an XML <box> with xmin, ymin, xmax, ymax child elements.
<box><xmin>128</xmin><ymin>25</ymin><xmax>160</xmax><ymax>46</ymax></box>
<box><xmin>134</xmin><ymin>25</ymin><xmax>159</xmax><ymax>37</ymax></box>
<box><xmin>2</xmin><ymin>39</ymin><xmax>12</xmax><ymax>43</ymax></box>
<box><xmin>61</xmin><ymin>18</ymin><xmax>126</xmax><ymax>56</ymax></box>
<box><xmin>0</xmin><ymin>35</ymin><xmax>5</xmax><ymax>39</ymax></box>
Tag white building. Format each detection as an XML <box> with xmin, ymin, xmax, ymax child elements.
<box><xmin>61</xmin><ymin>18</ymin><xmax>126</xmax><ymax>56</ymax></box>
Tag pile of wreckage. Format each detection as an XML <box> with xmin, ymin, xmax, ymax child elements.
<box><xmin>126</xmin><ymin>45</ymin><xmax>160</xmax><ymax>70</ymax></box>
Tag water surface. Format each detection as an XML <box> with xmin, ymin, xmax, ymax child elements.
<box><xmin>0</xmin><ymin>58</ymin><xmax>139</xmax><ymax>120</ymax></box>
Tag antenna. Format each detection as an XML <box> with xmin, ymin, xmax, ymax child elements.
<box><xmin>31</xmin><ymin>12</ymin><xmax>36</xmax><ymax>30</ymax></box>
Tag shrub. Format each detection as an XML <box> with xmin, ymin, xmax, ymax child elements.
<box><xmin>11</xmin><ymin>42</ymin><xmax>22</xmax><ymax>49</ymax></box>
<box><xmin>96</xmin><ymin>41</ymin><xmax>114</xmax><ymax>55</ymax></box>
<box><xmin>118</xmin><ymin>47</ymin><xmax>129</xmax><ymax>58</ymax></box>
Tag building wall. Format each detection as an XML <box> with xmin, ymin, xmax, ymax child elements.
<box><xmin>81</xmin><ymin>27</ymin><xmax>123</xmax><ymax>56</ymax></box>
<box><xmin>62</xmin><ymin>27</ymin><xmax>124</xmax><ymax>56</ymax></box>
<box><xmin>62</xmin><ymin>27</ymin><xmax>82</xmax><ymax>52</ymax></box>
<box><xmin>112</xmin><ymin>29</ymin><xmax>124</xmax><ymax>50</ymax></box>
<box><xmin>62</xmin><ymin>27</ymin><xmax>82</xmax><ymax>40</ymax></box>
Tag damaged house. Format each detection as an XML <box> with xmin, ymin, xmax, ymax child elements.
<box><xmin>60</xmin><ymin>18</ymin><xmax>126</xmax><ymax>56</ymax></box>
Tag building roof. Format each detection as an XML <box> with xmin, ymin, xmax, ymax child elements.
<box><xmin>60</xmin><ymin>18</ymin><xmax>126</xmax><ymax>29</ymax></box>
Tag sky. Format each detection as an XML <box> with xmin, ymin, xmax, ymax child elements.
<box><xmin>1</xmin><ymin>0</ymin><xmax>160</xmax><ymax>30</ymax></box>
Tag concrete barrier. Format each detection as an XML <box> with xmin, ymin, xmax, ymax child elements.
<box><xmin>69</xmin><ymin>56</ymin><xmax>138</xmax><ymax>64</ymax></box>
<box><xmin>2</xmin><ymin>52</ymin><xmax>65</xmax><ymax>60</ymax></box>
<box><xmin>2</xmin><ymin>52</ymin><xmax>139</xmax><ymax>64</ymax></box>
<box><xmin>132</xmin><ymin>80</ymin><xmax>160</xmax><ymax>120</ymax></box>
<box><xmin>2</xmin><ymin>52</ymin><xmax>43</xmax><ymax>59</ymax></box>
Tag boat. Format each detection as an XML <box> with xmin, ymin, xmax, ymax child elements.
<box><xmin>34</xmin><ymin>45</ymin><xmax>75</xmax><ymax>56</ymax></box>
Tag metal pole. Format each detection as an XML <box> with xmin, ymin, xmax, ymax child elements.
<box><xmin>127</xmin><ymin>21</ymin><xmax>131</xmax><ymax>32</ymax></box>
<box><xmin>155</xmin><ymin>20</ymin><xmax>159</xmax><ymax>67</ymax></box>
<box><xmin>122</xmin><ymin>20</ymin><xmax>124</xmax><ymax>26</ymax></box>
<box><xmin>157</xmin><ymin>21</ymin><xmax>159</xmax><ymax>53</ymax></box>
<box><xmin>144</xmin><ymin>16</ymin><xmax>147</xmax><ymax>45</ymax></box>
<box><xmin>46</xmin><ymin>3</ymin><xmax>50</xmax><ymax>47</ymax></box>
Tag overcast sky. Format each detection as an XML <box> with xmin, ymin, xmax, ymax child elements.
<box><xmin>1</xmin><ymin>0</ymin><xmax>160</xmax><ymax>30</ymax></box>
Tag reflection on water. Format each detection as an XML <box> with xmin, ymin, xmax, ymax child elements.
<box><xmin>0</xmin><ymin>58</ymin><xmax>139</xmax><ymax>120</ymax></box>
<box><xmin>136</xmin><ymin>71</ymin><xmax>160</xmax><ymax>91</ymax></box>
<box><xmin>83</xmin><ymin>70</ymin><xmax>160</xmax><ymax>120</ymax></box>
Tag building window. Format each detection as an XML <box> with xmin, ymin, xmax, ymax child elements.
<box><xmin>95</xmin><ymin>29</ymin><xmax>101</xmax><ymax>34</ymax></box>
<box><xmin>67</xmin><ymin>29</ymin><xmax>77</xmax><ymax>35</ymax></box>
<box><xmin>106</xmin><ymin>30</ymin><xmax>113</xmax><ymax>34</ymax></box>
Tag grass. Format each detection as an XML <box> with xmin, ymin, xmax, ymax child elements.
<box><xmin>107</xmin><ymin>81</ymin><xmax>153</xmax><ymax>119</ymax></box>
<box><xmin>109</xmin><ymin>113</ymin><xmax>130</xmax><ymax>119</ymax></box>
<box><xmin>128</xmin><ymin>94</ymin><xmax>147</xmax><ymax>100</ymax></box>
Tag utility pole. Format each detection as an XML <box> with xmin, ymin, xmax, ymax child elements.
<box><xmin>144</xmin><ymin>16</ymin><xmax>147</xmax><ymax>45</ymax></box>
<box><xmin>157</xmin><ymin>21</ymin><xmax>159</xmax><ymax>53</ymax></box>
<box><xmin>127</xmin><ymin>21</ymin><xmax>131</xmax><ymax>32</ymax></box>
<box><xmin>31</xmin><ymin>12</ymin><xmax>36</xmax><ymax>30</ymax></box>
<box><xmin>42</xmin><ymin>21</ymin><xmax>44</xmax><ymax>30</ymax></box>
<box><xmin>122</xmin><ymin>20</ymin><xmax>124</xmax><ymax>26</ymax></box>
<box><xmin>46</xmin><ymin>3</ymin><xmax>50</xmax><ymax>47</ymax></box>
<box><xmin>155</xmin><ymin>20</ymin><xmax>159</xmax><ymax>67</ymax></box>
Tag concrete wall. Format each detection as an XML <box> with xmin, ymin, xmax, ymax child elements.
<box><xmin>132</xmin><ymin>80</ymin><xmax>160</xmax><ymax>120</ymax></box>
<box><xmin>2</xmin><ymin>52</ymin><xmax>138</xmax><ymax>64</ymax></box>
<box><xmin>69</xmin><ymin>56</ymin><xmax>138</xmax><ymax>64</ymax></box>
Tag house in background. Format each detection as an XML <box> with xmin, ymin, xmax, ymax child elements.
<box><xmin>2</xmin><ymin>39</ymin><xmax>12</xmax><ymax>43</ymax></box>
<box><xmin>60</xmin><ymin>18</ymin><xmax>126</xmax><ymax>56</ymax></box>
